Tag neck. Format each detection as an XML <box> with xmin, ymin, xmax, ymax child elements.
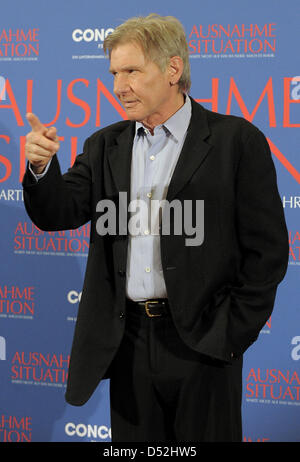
<box><xmin>142</xmin><ymin>92</ymin><xmax>185</xmax><ymax>135</ymax></box>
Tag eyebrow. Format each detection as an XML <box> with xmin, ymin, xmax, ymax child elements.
<box><xmin>109</xmin><ymin>65</ymin><xmax>142</xmax><ymax>74</ymax></box>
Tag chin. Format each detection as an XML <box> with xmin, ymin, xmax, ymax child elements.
<box><xmin>126</xmin><ymin>113</ymin><xmax>138</xmax><ymax>120</ymax></box>
<box><xmin>126</xmin><ymin>111</ymin><xmax>144</xmax><ymax>122</ymax></box>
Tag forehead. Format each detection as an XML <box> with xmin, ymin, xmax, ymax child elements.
<box><xmin>109</xmin><ymin>41</ymin><xmax>147</xmax><ymax>70</ymax></box>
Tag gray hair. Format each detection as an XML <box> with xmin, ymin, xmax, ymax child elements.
<box><xmin>104</xmin><ymin>13</ymin><xmax>191</xmax><ymax>93</ymax></box>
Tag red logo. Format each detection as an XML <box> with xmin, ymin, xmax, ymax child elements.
<box><xmin>243</xmin><ymin>436</ymin><xmax>270</xmax><ymax>442</ymax></box>
<box><xmin>0</xmin><ymin>414</ymin><xmax>32</xmax><ymax>442</ymax></box>
<box><xmin>11</xmin><ymin>351</ymin><xmax>70</xmax><ymax>386</ymax></box>
<box><xmin>245</xmin><ymin>368</ymin><xmax>300</xmax><ymax>404</ymax></box>
<box><xmin>289</xmin><ymin>230</ymin><xmax>300</xmax><ymax>264</ymax></box>
<box><xmin>0</xmin><ymin>29</ymin><xmax>39</xmax><ymax>58</ymax></box>
<box><xmin>0</xmin><ymin>285</ymin><xmax>35</xmax><ymax>319</ymax></box>
<box><xmin>188</xmin><ymin>23</ymin><xmax>276</xmax><ymax>55</ymax></box>
<box><xmin>14</xmin><ymin>221</ymin><xmax>90</xmax><ymax>256</ymax></box>
<box><xmin>260</xmin><ymin>316</ymin><xmax>271</xmax><ymax>334</ymax></box>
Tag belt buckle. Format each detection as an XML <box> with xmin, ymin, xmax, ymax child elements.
<box><xmin>145</xmin><ymin>300</ymin><xmax>161</xmax><ymax>318</ymax></box>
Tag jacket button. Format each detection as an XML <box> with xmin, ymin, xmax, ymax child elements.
<box><xmin>118</xmin><ymin>270</ymin><xmax>126</xmax><ymax>277</ymax></box>
<box><xmin>119</xmin><ymin>311</ymin><xmax>125</xmax><ymax>319</ymax></box>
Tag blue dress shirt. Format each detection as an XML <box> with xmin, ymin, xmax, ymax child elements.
<box><xmin>126</xmin><ymin>95</ymin><xmax>191</xmax><ymax>301</ymax></box>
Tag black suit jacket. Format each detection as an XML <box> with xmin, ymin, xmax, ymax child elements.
<box><xmin>22</xmin><ymin>98</ymin><xmax>289</xmax><ymax>406</ymax></box>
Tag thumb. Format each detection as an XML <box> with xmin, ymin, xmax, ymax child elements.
<box><xmin>26</xmin><ymin>113</ymin><xmax>47</xmax><ymax>134</ymax></box>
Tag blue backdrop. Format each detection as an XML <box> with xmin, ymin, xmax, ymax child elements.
<box><xmin>0</xmin><ymin>0</ymin><xmax>299</xmax><ymax>443</ymax></box>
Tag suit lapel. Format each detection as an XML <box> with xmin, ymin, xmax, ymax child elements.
<box><xmin>107</xmin><ymin>122</ymin><xmax>135</xmax><ymax>201</ymax></box>
<box><xmin>166</xmin><ymin>99</ymin><xmax>212</xmax><ymax>201</ymax></box>
<box><xmin>107</xmin><ymin>99</ymin><xmax>212</xmax><ymax>203</ymax></box>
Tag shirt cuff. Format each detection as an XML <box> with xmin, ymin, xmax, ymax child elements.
<box><xmin>28</xmin><ymin>159</ymin><xmax>52</xmax><ymax>181</ymax></box>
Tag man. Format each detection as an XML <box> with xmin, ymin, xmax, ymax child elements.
<box><xmin>22</xmin><ymin>14</ymin><xmax>289</xmax><ymax>442</ymax></box>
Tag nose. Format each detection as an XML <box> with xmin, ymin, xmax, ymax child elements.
<box><xmin>113</xmin><ymin>74</ymin><xmax>130</xmax><ymax>96</ymax></box>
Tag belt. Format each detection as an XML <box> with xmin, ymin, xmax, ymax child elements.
<box><xmin>126</xmin><ymin>298</ymin><xmax>170</xmax><ymax>318</ymax></box>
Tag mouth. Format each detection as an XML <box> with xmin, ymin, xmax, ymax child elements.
<box><xmin>122</xmin><ymin>100</ymin><xmax>139</xmax><ymax>108</ymax></box>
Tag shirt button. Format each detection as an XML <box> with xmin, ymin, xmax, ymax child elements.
<box><xmin>147</xmin><ymin>192</ymin><xmax>152</xmax><ymax>198</ymax></box>
<box><xmin>144</xmin><ymin>229</ymin><xmax>150</xmax><ymax>235</ymax></box>
<box><xmin>145</xmin><ymin>267</ymin><xmax>151</xmax><ymax>273</ymax></box>
<box><xmin>149</xmin><ymin>155</ymin><xmax>155</xmax><ymax>161</ymax></box>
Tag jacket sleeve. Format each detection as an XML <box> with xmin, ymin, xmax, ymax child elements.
<box><xmin>227</xmin><ymin>125</ymin><xmax>289</xmax><ymax>358</ymax></box>
<box><xmin>190</xmin><ymin>123</ymin><xmax>289</xmax><ymax>363</ymax></box>
<box><xmin>22</xmin><ymin>137</ymin><xmax>92</xmax><ymax>231</ymax></box>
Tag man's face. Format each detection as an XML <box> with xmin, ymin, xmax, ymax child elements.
<box><xmin>109</xmin><ymin>42</ymin><xmax>175</xmax><ymax>127</ymax></box>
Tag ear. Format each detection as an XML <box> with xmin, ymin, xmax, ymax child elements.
<box><xmin>168</xmin><ymin>56</ymin><xmax>184</xmax><ymax>86</ymax></box>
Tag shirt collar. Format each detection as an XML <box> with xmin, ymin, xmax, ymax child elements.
<box><xmin>135</xmin><ymin>94</ymin><xmax>191</xmax><ymax>142</ymax></box>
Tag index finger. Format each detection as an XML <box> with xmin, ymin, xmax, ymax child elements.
<box><xmin>26</xmin><ymin>113</ymin><xmax>47</xmax><ymax>134</ymax></box>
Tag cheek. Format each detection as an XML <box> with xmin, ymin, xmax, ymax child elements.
<box><xmin>131</xmin><ymin>78</ymin><xmax>146</xmax><ymax>94</ymax></box>
<box><xmin>131</xmin><ymin>76</ymin><xmax>169</xmax><ymax>106</ymax></box>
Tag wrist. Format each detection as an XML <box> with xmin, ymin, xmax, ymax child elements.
<box><xmin>31</xmin><ymin>164</ymin><xmax>47</xmax><ymax>175</ymax></box>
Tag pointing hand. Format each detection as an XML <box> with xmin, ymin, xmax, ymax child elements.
<box><xmin>25</xmin><ymin>113</ymin><xmax>60</xmax><ymax>174</ymax></box>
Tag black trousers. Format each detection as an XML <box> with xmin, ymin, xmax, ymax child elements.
<box><xmin>109</xmin><ymin>304</ymin><xmax>243</xmax><ymax>442</ymax></box>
